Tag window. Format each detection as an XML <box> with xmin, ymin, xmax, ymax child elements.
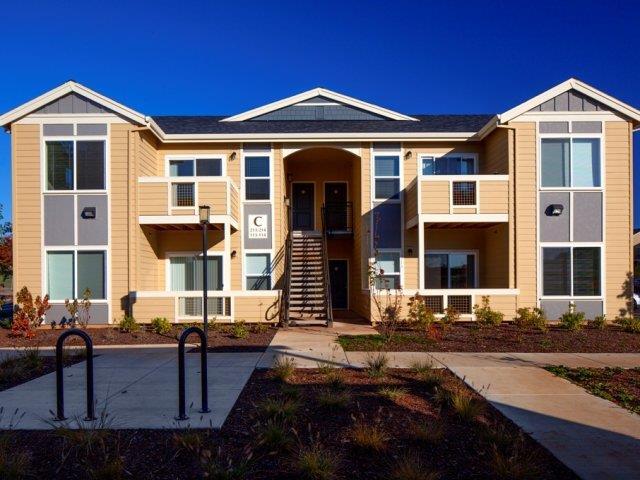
<box><xmin>374</xmin><ymin>251</ymin><xmax>400</xmax><ymax>289</ymax></box>
<box><xmin>172</xmin><ymin>183</ymin><xmax>195</xmax><ymax>207</ymax></box>
<box><xmin>246</xmin><ymin>253</ymin><xmax>271</xmax><ymax>290</ymax></box>
<box><xmin>46</xmin><ymin>251</ymin><xmax>106</xmax><ymax>300</ymax></box>
<box><xmin>374</xmin><ymin>155</ymin><xmax>400</xmax><ymax>200</ymax></box>
<box><xmin>422</xmin><ymin>155</ymin><xmax>476</xmax><ymax>175</ymax></box>
<box><xmin>452</xmin><ymin>181</ymin><xmax>476</xmax><ymax>206</ymax></box>
<box><xmin>541</xmin><ymin>138</ymin><xmax>601</xmax><ymax>188</ymax></box>
<box><xmin>169</xmin><ymin>158</ymin><xmax>223</xmax><ymax>177</ymax></box>
<box><xmin>46</xmin><ymin>140</ymin><xmax>105</xmax><ymax>191</ymax></box>
<box><xmin>170</xmin><ymin>255</ymin><xmax>223</xmax><ymax>291</ymax></box>
<box><xmin>425</xmin><ymin>252</ymin><xmax>476</xmax><ymax>289</ymax></box>
<box><xmin>542</xmin><ymin>246</ymin><xmax>601</xmax><ymax>296</ymax></box>
<box><xmin>245</xmin><ymin>156</ymin><xmax>270</xmax><ymax>200</ymax></box>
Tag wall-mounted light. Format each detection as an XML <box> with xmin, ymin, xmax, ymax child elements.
<box><xmin>284</xmin><ymin>197</ymin><xmax>290</xmax><ymax>207</ymax></box>
<box><xmin>230</xmin><ymin>151</ymin><xmax>237</xmax><ymax>161</ymax></box>
<box><xmin>81</xmin><ymin>207</ymin><xmax>96</xmax><ymax>219</ymax></box>
<box><xmin>404</xmin><ymin>150</ymin><xmax>413</xmax><ymax>160</ymax></box>
<box><xmin>546</xmin><ymin>204</ymin><xmax>564</xmax><ymax>216</ymax></box>
<box><xmin>231</xmin><ymin>250</ymin><xmax>237</xmax><ymax>258</ymax></box>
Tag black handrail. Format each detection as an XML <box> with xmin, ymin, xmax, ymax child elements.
<box><xmin>175</xmin><ymin>327</ymin><xmax>210</xmax><ymax>421</ymax></box>
<box><xmin>323</xmin><ymin>201</ymin><xmax>353</xmax><ymax>236</ymax></box>
<box><xmin>280</xmin><ymin>200</ymin><xmax>293</xmax><ymax>326</ymax></box>
<box><xmin>55</xmin><ymin>329</ymin><xmax>95</xmax><ymax>421</ymax></box>
<box><xmin>321</xmin><ymin>204</ymin><xmax>334</xmax><ymax>328</ymax></box>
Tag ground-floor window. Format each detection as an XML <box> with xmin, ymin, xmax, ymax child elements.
<box><xmin>374</xmin><ymin>251</ymin><xmax>401</xmax><ymax>289</ymax></box>
<box><xmin>169</xmin><ymin>254</ymin><xmax>223</xmax><ymax>291</ymax></box>
<box><xmin>46</xmin><ymin>250</ymin><xmax>106</xmax><ymax>300</ymax></box>
<box><xmin>425</xmin><ymin>251</ymin><xmax>477</xmax><ymax>289</ymax></box>
<box><xmin>542</xmin><ymin>246</ymin><xmax>601</xmax><ymax>296</ymax></box>
<box><xmin>245</xmin><ymin>253</ymin><xmax>272</xmax><ymax>290</ymax></box>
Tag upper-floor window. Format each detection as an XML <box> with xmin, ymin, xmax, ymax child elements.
<box><xmin>422</xmin><ymin>155</ymin><xmax>477</xmax><ymax>175</ymax></box>
<box><xmin>245</xmin><ymin>156</ymin><xmax>270</xmax><ymax>200</ymax></box>
<box><xmin>169</xmin><ymin>157</ymin><xmax>223</xmax><ymax>177</ymax></box>
<box><xmin>541</xmin><ymin>138</ymin><xmax>601</xmax><ymax>188</ymax></box>
<box><xmin>46</xmin><ymin>140</ymin><xmax>105</xmax><ymax>191</ymax></box>
<box><xmin>374</xmin><ymin>155</ymin><xmax>400</xmax><ymax>200</ymax></box>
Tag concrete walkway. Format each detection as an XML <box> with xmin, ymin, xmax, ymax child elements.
<box><xmin>0</xmin><ymin>348</ymin><xmax>261</xmax><ymax>430</ymax></box>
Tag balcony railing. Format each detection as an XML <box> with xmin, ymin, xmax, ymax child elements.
<box><xmin>420</xmin><ymin>175</ymin><xmax>509</xmax><ymax>216</ymax></box>
<box><xmin>322</xmin><ymin>202</ymin><xmax>353</xmax><ymax>237</ymax></box>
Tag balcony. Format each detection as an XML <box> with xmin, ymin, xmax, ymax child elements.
<box><xmin>406</xmin><ymin>175</ymin><xmax>509</xmax><ymax>228</ymax></box>
<box><xmin>322</xmin><ymin>202</ymin><xmax>353</xmax><ymax>237</ymax></box>
<box><xmin>138</xmin><ymin>177</ymin><xmax>240</xmax><ymax>229</ymax></box>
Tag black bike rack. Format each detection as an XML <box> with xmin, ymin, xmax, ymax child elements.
<box><xmin>175</xmin><ymin>326</ymin><xmax>210</xmax><ymax>421</ymax></box>
<box><xmin>55</xmin><ymin>328</ymin><xmax>95</xmax><ymax>421</ymax></box>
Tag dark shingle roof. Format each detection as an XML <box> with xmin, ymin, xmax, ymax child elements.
<box><xmin>151</xmin><ymin>114</ymin><xmax>495</xmax><ymax>135</ymax></box>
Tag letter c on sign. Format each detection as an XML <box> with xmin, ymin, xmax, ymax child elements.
<box><xmin>253</xmin><ymin>216</ymin><xmax>263</xmax><ymax>227</ymax></box>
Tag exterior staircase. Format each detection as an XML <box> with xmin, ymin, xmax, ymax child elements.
<box><xmin>286</xmin><ymin>231</ymin><xmax>332</xmax><ymax>326</ymax></box>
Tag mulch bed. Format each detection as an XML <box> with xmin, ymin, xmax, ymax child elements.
<box><xmin>0</xmin><ymin>325</ymin><xmax>277</xmax><ymax>351</ymax></box>
<box><xmin>546</xmin><ymin>365</ymin><xmax>640</xmax><ymax>414</ymax></box>
<box><xmin>0</xmin><ymin>350</ymin><xmax>87</xmax><ymax>392</ymax></box>
<box><xmin>339</xmin><ymin>323</ymin><xmax>640</xmax><ymax>353</ymax></box>
<box><xmin>2</xmin><ymin>368</ymin><xmax>577</xmax><ymax>479</ymax></box>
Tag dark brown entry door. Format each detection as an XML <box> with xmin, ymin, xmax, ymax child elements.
<box><xmin>292</xmin><ymin>183</ymin><xmax>314</xmax><ymax>230</ymax></box>
<box><xmin>329</xmin><ymin>259</ymin><xmax>348</xmax><ymax>309</ymax></box>
<box><xmin>324</xmin><ymin>182</ymin><xmax>348</xmax><ymax>231</ymax></box>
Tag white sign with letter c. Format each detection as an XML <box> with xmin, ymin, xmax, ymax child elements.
<box><xmin>248</xmin><ymin>214</ymin><xmax>268</xmax><ymax>239</ymax></box>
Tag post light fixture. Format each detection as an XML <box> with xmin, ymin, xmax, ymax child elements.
<box><xmin>199</xmin><ymin>205</ymin><xmax>211</xmax><ymax>224</ymax></box>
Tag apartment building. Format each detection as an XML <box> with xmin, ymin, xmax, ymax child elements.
<box><xmin>1</xmin><ymin>78</ymin><xmax>637</xmax><ymax>325</ymax></box>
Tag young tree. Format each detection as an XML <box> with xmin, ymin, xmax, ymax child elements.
<box><xmin>0</xmin><ymin>204</ymin><xmax>12</xmax><ymax>280</ymax></box>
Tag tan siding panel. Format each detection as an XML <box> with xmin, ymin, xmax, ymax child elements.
<box><xmin>421</xmin><ymin>181</ymin><xmax>449</xmax><ymax>213</ymax></box>
<box><xmin>479</xmin><ymin>180</ymin><xmax>509</xmax><ymax>214</ymax></box>
<box><xmin>132</xmin><ymin>297</ymin><xmax>175</xmax><ymax>323</ymax></box>
<box><xmin>198</xmin><ymin>182</ymin><xmax>228</xmax><ymax>215</ymax></box>
<box><xmin>234</xmin><ymin>296</ymin><xmax>280</xmax><ymax>322</ymax></box>
<box><xmin>139</xmin><ymin>183</ymin><xmax>168</xmax><ymax>215</ymax></box>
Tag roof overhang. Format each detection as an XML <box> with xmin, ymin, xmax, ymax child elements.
<box><xmin>220</xmin><ymin>87</ymin><xmax>419</xmax><ymax>122</ymax></box>
<box><xmin>0</xmin><ymin>81</ymin><xmax>148</xmax><ymax>129</ymax></box>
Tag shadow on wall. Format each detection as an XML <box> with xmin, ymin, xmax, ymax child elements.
<box><xmin>618</xmin><ymin>271</ymin><xmax>635</xmax><ymax>316</ymax></box>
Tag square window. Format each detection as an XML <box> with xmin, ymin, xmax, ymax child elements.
<box><xmin>246</xmin><ymin>253</ymin><xmax>271</xmax><ymax>290</ymax></box>
<box><xmin>374</xmin><ymin>179</ymin><xmax>400</xmax><ymax>200</ymax></box>
<box><xmin>196</xmin><ymin>158</ymin><xmax>222</xmax><ymax>176</ymax></box>
<box><xmin>77</xmin><ymin>251</ymin><xmax>105</xmax><ymax>299</ymax></box>
<box><xmin>47</xmin><ymin>141</ymin><xmax>74</xmax><ymax>190</ymax></box>
<box><xmin>374</xmin><ymin>252</ymin><xmax>400</xmax><ymax>289</ymax></box>
<box><xmin>245</xmin><ymin>156</ymin><xmax>270</xmax><ymax>177</ymax></box>
<box><xmin>374</xmin><ymin>156</ymin><xmax>399</xmax><ymax>176</ymax></box>
<box><xmin>172</xmin><ymin>183</ymin><xmax>195</xmax><ymax>206</ymax></box>
<box><xmin>245</xmin><ymin>179</ymin><xmax>270</xmax><ymax>200</ymax></box>
<box><xmin>169</xmin><ymin>160</ymin><xmax>194</xmax><ymax>177</ymax></box>
<box><xmin>76</xmin><ymin>141</ymin><xmax>105</xmax><ymax>190</ymax></box>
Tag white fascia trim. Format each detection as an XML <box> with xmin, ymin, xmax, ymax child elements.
<box><xmin>134</xmin><ymin>290</ymin><xmax>280</xmax><ymax>298</ymax></box>
<box><xmin>158</xmin><ymin>132</ymin><xmax>477</xmax><ymax>143</ymax></box>
<box><xmin>221</xmin><ymin>87</ymin><xmax>419</xmax><ymax>122</ymax></box>
<box><xmin>420</xmin><ymin>213</ymin><xmax>508</xmax><ymax>223</ymax></box>
<box><xmin>499</xmin><ymin>78</ymin><xmax>640</xmax><ymax>125</ymax></box>
<box><xmin>139</xmin><ymin>215</ymin><xmax>239</xmax><ymax>230</ymax></box>
<box><xmin>0</xmin><ymin>81</ymin><xmax>148</xmax><ymax>128</ymax></box>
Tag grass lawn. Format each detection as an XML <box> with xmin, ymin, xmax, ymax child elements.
<box><xmin>546</xmin><ymin>366</ymin><xmax>640</xmax><ymax>414</ymax></box>
<box><xmin>338</xmin><ymin>323</ymin><xmax>640</xmax><ymax>353</ymax></box>
<box><xmin>1</xmin><ymin>361</ymin><xmax>577</xmax><ymax>479</ymax></box>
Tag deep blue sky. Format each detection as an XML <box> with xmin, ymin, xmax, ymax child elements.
<box><xmin>1</xmin><ymin>0</ymin><xmax>639</xmax><ymax>224</ymax></box>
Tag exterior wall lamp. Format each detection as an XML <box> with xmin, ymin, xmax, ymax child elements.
<box><xmin>546</xmin><ymin>204</ymin><xmax>564</xmax><ymax>216</ymax></box>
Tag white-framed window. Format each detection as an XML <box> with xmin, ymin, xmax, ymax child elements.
<box><xmin>244</xmin><ymin>155</ymin><xmax>271</xmax><ymax>201</ymax></box>
<box><xmin>425</xmin><ymin>251</ymin><xmax>477</xmax><ymax>289</ymax></box>
<box><xmin>46</xmin><ymin>250</ymin><xmax>106</xmax><ymax>300</ymax></box>
<box><xmin>245</xmin><ymin>252</ymin><xmax>272</xmax><ymax>290</ymax></box>
<box><xmin>168</xmin><ymin>253</ymin><xmax>223</xmax><ymax>291</ymax></box>
<box><xmin>168</xmin><ymin>157</ymin><xmax>224</xmax><ymax>177</ymax></box>
<box><xmin>374</xmin><ymin>251</ymin><xmax>401</xmax><ymax>289</ymax></box>
<box><xmin>421</xmin><ymin>154</ymin><xmax>477</xmax><ymax>175</ymax></box>
<box><xmin>541</xmin><ymin>246</ymin><xmax>601</xmax><ymax>297</ymax></box>
<box><xmin>540</xmin><ymin>137</ymin><xmax>601</xmax><ymax>188</ymax></box>
<box><xmin>373</xmin><ymin>154</ymin><xmax>400</xmax><ymax>200</ymax></box>
<box><xmin>46</xmin><ymin>140</ymin><xmax>106</xmax><ymax>191</ymax></box>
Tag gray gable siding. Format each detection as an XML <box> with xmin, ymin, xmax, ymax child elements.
<box><xmin>34</xmin><ymin>92</ymin><xmax>113</xmax><ymax>114</ymax></box>
<box><xmin>529</xmin><ymin>89</ymin><xmax>609</xmax><ymax>112</ymax></box>
<box><xmin>251</xmin><ymin>98</ymin><xmax>386</xmax><ymax>121</ymax></box>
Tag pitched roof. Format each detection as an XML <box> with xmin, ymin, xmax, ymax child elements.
<box><xmin>152</xmin><ymin>114</ymin><xmax>494</xmax><ymax>135</ymax></box>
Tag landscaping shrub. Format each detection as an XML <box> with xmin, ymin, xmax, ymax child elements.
<box><xmin>231</xmin><ymin>320</ymin><xmax>249</xmax><ymax>339</ymax></box>
<box><xmin>590</xmin><ymin>315</ymin><xmax>607</xmax><ymax>330</ymax></box>
<box><xmin>473</xmin><ymin>296</ymin><xmax>504</xmax><ymax>327</ymax></box>
<box><xmin>451</xmin><ymin>390</ymin><xmax>485</xmax><ymax>422</ymax></box>
<box><xmin>365</xmin><ymin>352</ymin><xmax>389</xmax><ymax>378</ymax></box>
<box><xmin>65</xmin><ymin>288</ymin><xmax>92</xmax><ymax>329</ymax></box>
<box><xmin>513</xmin><ymin>307</ymin><xmax>547</xmax><ymax>331</ymax></box>
<box><xmin>614</xmin><ymin>315</ymin><xmax>640</xmax><ymax>333</ymax></box>
<box><xmin>439</xmin><ymin>306</ymin><xmax>459</xmax><ymax>334</ymax></box>
<box><xmin>0</xmin><ymin>433</ymin><xmax>31</xmax><ymax>480</ymax></box>
<box><xmin>410</xmin><ymin>421</ymin><xmax>444</xmax><ymax>445</ymax></box>
<box><xmin>255</xmin><ymin>418</ymin><xmax>294</xmax><ymax>452</ymax></box>
<box><xmin>118</xmin><ymin>315</ymin><xmax>140</xmax><ymax>333</ymax></box>
<box><xmin>316</xmin><ymin>389</ymin><xmax>351</xmax><ymax>410</ymax></box>
<box><xmin>270</xmin><ymin>356</ymin><xmax>296</xmax><ymax>383</ymax></box>
<box><xmin>559</xmin><ymin>305</ymin><xmax>586</xmax><ymax>331</ymax></box>
<box><xmin>0</xmin><ymin>318</ymin><xmax>11</xmax><ymax>330</ymax></box>
<box><xmin>389</xmin><ymin>452</ymin><xmax>440</xmax><ymax>480</ymax></box>
<box><xmin>350</xmin><ymin>420</ymin><xmax>387</xmax><ymax>452</ymax></box>
<box><xmin>11</xmin><ymin>286</ymin><xmax>50</xmax><ymax>339</ymax></box>
<box><xmin>150</xmin><ymin>317</ymin><xmax>172</xmax><ymax>335</ymax></box>
<box><xmin>250</xmin><ymin>322</ymin><xmax>270</xmax><ymax>334</ymax></box>
<box><xmin>200</xmin><ymin>447</ymin><xmax>250</xmax><ymax>480</ymax></box>
<box><xmin>173</xmin><ymin>430</ymin><xmax>204</xmax><ymax>457</ymax></box>
<box><xmin>407</xmin><ymin>295</ymin><xmax>436</xmax><ymax>334</ymax></box>
<box><xmin>378</xmin><ymin>386</ymin><xmax>408</xmax><ymax>400</ymax></box>
<box><xmin>294</xmin><ymin>442</ymin><xmax>339</xmax><ymax>480</ymax></box>
<box><xmin>258</xmin><ymin>396</ymin><xmax>299</xmax><ymax>422</ymax></box>
<box><xmin>490</xmin><ymin>442</ymin><xmax>541</xmax><ymax>480</ymax></box>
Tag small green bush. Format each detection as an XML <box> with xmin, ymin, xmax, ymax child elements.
<box><xmin>365</xmin><ymin>352</ymin><xmax>389</xmax><ymax>378</ymax></box>
<box><xmin>590</xmin><ymin>315</ymin><xmax>607</xmax><ymax>330</ymax></box>
<box><xmin>231</xmin><ymin>320</ymin><xmax>249</xmax><ymax>339</ymax></box>
<box><xmin>513</xmin><ymin>307</ymin><xmax>547</xmax><ymax>331</ymax></box>
<box><xmin>614</xmin><ymin>315</ymin><xmax>640</xmax><ymax>333</ymax></box>
<box><xmin>271</xmin><ymin>356</ymin><xmax>296</xmax><ymax>382</ymax></box>
<box><xmin>559</xmin><ymin>307</ymin><xmax>586</xmax><ymax>331</ymax></box>
<box><xmin>407</xmin><ymin>295</ymin><xmax>436</xmax><ymax>333</ymax></box>
<box><xmin>440</xmin><ymin>306</ymin><xmax>459</xmax><ymax>332</ymax></box>
<box><xmin>118</xmin><ymin>315</ymin><xmax>140</xmax><ymax>333</ymax></box>
<box><xmin>474</xmin><ymin>296</ymin><xmax>504</xmax><ymax>327</ymax></box>
<box><xmin>150</xmin><ymin>317</ymin><xmax>172</xmax><ymax>335</ymax></box>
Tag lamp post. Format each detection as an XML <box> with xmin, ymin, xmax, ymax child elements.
<box><xmin>199</xmin><ymin>205</ymin><xmax>211</xmax><ymax>342</ymax></box>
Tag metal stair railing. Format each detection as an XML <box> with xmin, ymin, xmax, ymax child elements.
<box><xmin>280</xmin><ymin>201</ymin><xmax>293</xmax><ymax>326</ymax></box>
<box><xmin>321</xmin><ymin>204</ymin><xmax>334</xmax><ymax>327</ymax></box>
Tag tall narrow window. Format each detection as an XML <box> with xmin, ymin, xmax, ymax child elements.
<box><xmin>572</xmin><ymin>247</ymin><xmax>601</xmax><ymax>296</ymax></box>
<box><xmin>541</xmin><ymin>138</ymin><xmax>601</xmax><ymax>188</ymax></box>
<box><xmin>76</xmin><ymin>141</ymin><xmax>105</xmax><ymax>190</ymax></box>
<box><xmin>541</xmin><ymin>139</ymin><xmax>570</xmax><ymax>187</ymax></box>
<box><xmin>47</xmin><ymin>252</ymin><xmax>74</xmax><ymax>300</ymax></box>
<box><xmin>47</xmin><ymin>141</ymin><xmax>74</xmax><ymax>190</ymax></box>
<box><xmin>572</xmin><ymin>139</ymin><xmax>601</xmax><ymax>187</ymax></box>
<box><xmin>77</xmin><ymin>251</ymin><xmax>105</xmax><ymax>299</ymax></box>
<box><xmin>374</xmin><ymin>155</ymin><xmax>400</xmax><ymax>200</ymax></box>
<box><xmin>245</xmin><ymin>156</ymin><xmax>270</xmax><ymax>200</ymax></box>
<box><xmin>246</xmin><ymin>253</ymin><xmax>271</xmax><ymax>290</ymax></box>
<box><xmin>542</xmin><ymin>248</ymin><xmax>570</xmax><ymax>296</ymax></box>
